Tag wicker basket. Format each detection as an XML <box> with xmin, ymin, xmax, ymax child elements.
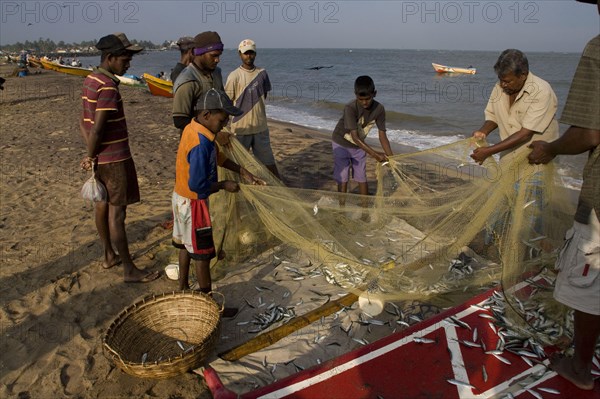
<box><xmin>103</xmin><ymin>291</ymin><xmax>222</xmax><ymax>379</ymax></box>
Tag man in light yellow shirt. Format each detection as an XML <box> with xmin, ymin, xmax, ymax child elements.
<box><xmin>471</xmin><ymin>49</ymin><xmax>559</xmax><ymax>164</ymax></box>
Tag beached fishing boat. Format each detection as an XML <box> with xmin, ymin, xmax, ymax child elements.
<box><xmin>40</xmin><ymin>58</ymin><xmax>92</xmax><ymax>77</ymax></box>
<box><xmin>205</xmin><ymin>277</ymin><xmax>599</xmax><ymax>399</ymax></box>
<box><xmin>28</xmin><ymin>57</ymin><xmax>43</xmax><ymax>69</ymax></box>
<box><xmin>432</xmin><ymin>62</ymin><xmax>476</xmax><ymax>75</ymax></box>
<box><xmin>143</xmin><ymin>73</ymin><xmax>173</xmax><ymax>98</ymax></box>
<box><xmin>117</xmin><ymin>74</ymin><xmax>145</xmax><ymax>88</ymax></box>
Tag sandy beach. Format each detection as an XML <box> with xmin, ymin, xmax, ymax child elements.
<box><xmin>0</xmin><ymin>64</ymin><xmax>432</xmax><ymax>398</ymax></box>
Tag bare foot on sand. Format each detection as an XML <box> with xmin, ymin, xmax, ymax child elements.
<box><xmin>550</xmin><ymin>353</ymin><xmax>595</xmax><ymax>390</ymax></box>
<box><xmin>103</xmin><ymin>254</ymin><xmax>121</xmax><ymax>269</ymax></box>
<box><xmin>124</xmin><ymin>268</ymin><xmax>160</xmax><ymax>284</ymax></box>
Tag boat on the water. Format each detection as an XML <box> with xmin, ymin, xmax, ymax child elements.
<box><xmin>40</xmin><ymin>58</ymin><xmax>92</xmax><ymax>77</ymax></box>
<box><xmin>143</xmin><ymin>73</ymin><xmax>173</xmax><ymax>98</ymax></box>
<box><xmin>432</xmin><ymin>62</ymin><xmax>476</xmax><ymax>75</ymax></box>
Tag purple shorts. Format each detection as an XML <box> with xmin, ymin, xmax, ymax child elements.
<box><xmin>332</xmin><ymin>142</ymin><xmax>367</xmax><ymax>184</ymax></box>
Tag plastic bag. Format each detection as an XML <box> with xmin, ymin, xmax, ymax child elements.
<box><xmin>81</xmin><ymin>169</ymin><xmax>107</xmax><ymax>202</ymax></box>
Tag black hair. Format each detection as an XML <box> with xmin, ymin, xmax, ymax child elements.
<box><xmin>354</xmin><ymin>75</ymin><xmax>376</xmax><ymax>96</ymax></box>
<box><xmin>494</xmin><ymin>49</ymin><xmax>529</xmax><ymax>77</ymax></box>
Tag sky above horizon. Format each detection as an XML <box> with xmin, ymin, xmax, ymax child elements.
<box><xmin>1</xmin><ymin>1</ymin><xmax>598</xmax><ymax>52</ymax></box>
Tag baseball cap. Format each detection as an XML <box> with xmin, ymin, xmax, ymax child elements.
<box><xmin>199</xmin><ymin>89</ymin><xmax>242</xmax><ymax>116</ymax></box>
<box><xmin>238</xmin><ymin>39</ymin><xmax>256</xmax><ymax>53</ymax></box>
<box><xmin>96</xmin><ymin>32</ymin><xmax>143</xmax><ymax>54</ymax></box>
<box><xmin>176</xmin><ymin>36</ymin><xmax>195</xmax><ymax>51</ymax></box>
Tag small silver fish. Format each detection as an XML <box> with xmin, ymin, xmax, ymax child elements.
<box><xmin>492</xmin><ymin>353</ymin><xmax>512</xmax><ymax>365</ymax></box>
<box><xmin>537</xmin><ymin>387</ymin><xmax>560</xmax><ymax>394</ymax></box>
<box><xmin>446</xmin><ymin>379</ymin><xmax>476</xmax><ymax>389</ymax></box>
<box><xmin>460</xmin><ymin>340</ymin><xmax>481</xmax><ymax>348</ymax></box>
<box><xmin>414</xmin><ymin>337</ymin><xmax>436</xmax><ymax>344</ymax></box>
<box><xmin>521</xmin><ymin>355</ymin><xmax>534</xmax><ymax>367</ymax></box>
<box><xmin>526</xmin><ymin>389</ymin><xmax>543</xmax><ymax>399</ymax></box>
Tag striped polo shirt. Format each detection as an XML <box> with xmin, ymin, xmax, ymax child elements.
<box><xmin>82</xmin><ymin>68</ymin><xmax>131</xmax><ymax>164</ymax></box>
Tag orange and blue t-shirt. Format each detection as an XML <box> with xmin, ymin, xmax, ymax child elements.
<box><xmin>81</xmin><ymin>67</ymin><xmax>131</xmax><ymax>164</ymax></box>
<box><xmin>174</xmin><ymin>119</ymin><xmax>225</xmax><ymax>200</ymax></box>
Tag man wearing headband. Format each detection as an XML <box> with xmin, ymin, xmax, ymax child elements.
<box><xmin>172</xmin><ymin>31</ymin><xmax>230</xmax><ymax>145</ymax></box>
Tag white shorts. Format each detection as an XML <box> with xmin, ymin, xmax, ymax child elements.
<box><xmin>171</xmin><ymin>192</ymin><xmax>215</xmax><ymax>260</ymax></box>
<box><xmin>554</xmin><ymin>211</ymin><xmax>600</xmax><ymax>315</ymax></box>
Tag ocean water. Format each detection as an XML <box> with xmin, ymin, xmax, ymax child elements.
<box><xmin>81</xmin><ymin>48</ymin><xmax>587</xmax><ymax>186</ymax></box>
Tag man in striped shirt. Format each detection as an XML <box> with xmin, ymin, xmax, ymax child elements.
<box><xmin>80</xmin><ymin>33</ymin><xmax>159</xmax><ymax>283</ymax></box>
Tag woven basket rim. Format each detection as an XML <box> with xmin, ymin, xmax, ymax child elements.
<box><xmin>103</xmin><ymin>290</ymin><xmax>222</xmax><ymax>379</ymax></box>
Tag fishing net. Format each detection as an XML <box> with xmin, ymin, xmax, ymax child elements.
<box><xmin>209</xmin><ymin>137</ymin><xmax>576</xmax><ymax>345</ymax></box>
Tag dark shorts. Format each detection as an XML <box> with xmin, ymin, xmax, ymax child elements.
<box><xmin>96</xmin><ymin>158</ymin><xmax>140</xmax><ymax>206</ymax></box>
<box><xmin>236</xmin><ymin>130</ymin><xmax>277</xmax><ymax>166</ymax></box>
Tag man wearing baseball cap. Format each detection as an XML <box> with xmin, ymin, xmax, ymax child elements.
<box><xmin>225</xmin><ymin>39</ymin><xmax>280</xmax><ymax>178</ymax></box>
<box><xmin>170</xmin><ymin>36</ymin><xmax>195</xmax><ymax>83</ymax></box>
<box><xmin>80</xmin><ymin>33</ymin><xmax>159</xmax><ymax>283</ymax></box>
<box><xmin>172</xmin><ymin>88</ymin><xmax>264</xmax><ymax>314</ymax></box>
<box><xmin>528</xmin><ymin>0</ymin><xmax>599</xmax><ymax>391</ymax></box>
<box><xmin>172</xmin><ymin>31</ymin><xmax>230</xmax><ymax>146</ymax></box>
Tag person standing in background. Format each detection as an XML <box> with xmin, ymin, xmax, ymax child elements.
<box><xmin>170</xmin><ymin>36</ymin><xmax>194</xmax><ymax>83</ymax></box>
<box><xmin>225</xmin><ymin>39</ymin><xmax>280</xmax><ymax>178</ymax></box>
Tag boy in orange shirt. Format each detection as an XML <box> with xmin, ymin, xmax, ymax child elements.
<box><xmin>172</xmin><ymin>89</ymin><xmax>265</xmax><ymax>315</ymax></box>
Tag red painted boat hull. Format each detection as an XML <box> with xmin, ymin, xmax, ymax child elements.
<box><xmin>215</xmin><ymin>283</ymin><xmax>600</xmax><ymax>399</ymax></box>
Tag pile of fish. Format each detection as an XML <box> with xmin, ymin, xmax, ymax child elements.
<box><xmin>242</xmin><ymin>304</ymin><xmax>297</xmax><ymax>333</ymax></box>
<box><xmin>442</xmin><ymin>281</ymin><xmax>600</xmax><ymax>397</ymax></box>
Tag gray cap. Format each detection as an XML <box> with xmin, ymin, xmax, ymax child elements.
<box><xmin>176</xmin><ymin>36</ymin><xmax>195</xmax><ymax>50</ymax></box>
<box><xmin>199</xmin><ymin>89</ymin><xmax>242</xmax><ymax>116</ymax></box>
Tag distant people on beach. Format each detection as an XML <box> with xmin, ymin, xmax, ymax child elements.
<box><xmin>225</xmin><ymin>39</ymin><xmax>280</xmax><ymax>178</ymax></box>
<box><xmin>172</xmin><ymin>88</ymin><xmax>265</xmax><ymax>315</ymax></box>
<box><xmin>171</xmin><ymin>36</ymin><xmax>195</xmax><ymax>83</ymax></box>
<box><xmin>528</xmin><ymin>1</ymin><xmax>600</xmax><ymax>390</ymax></box>
<box><xmin>331</xmin><ymin>75</ymin><xmax>393</xmax><ymax>202</ymax></box>
<box><xmin>172</xmin><ymin>31</ymin><xmax>230</xmax><ymax>146</ymax></box>
<box><xmin>79</xmin><ymin>32</ymin><xmax>159</xmax><ymax>284</ymax></box>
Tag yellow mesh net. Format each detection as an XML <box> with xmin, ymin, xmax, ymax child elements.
<box><xmin>209</xmin><ymin>137</ymin><xmax>575</xmax><ymax>345</ymax></box>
